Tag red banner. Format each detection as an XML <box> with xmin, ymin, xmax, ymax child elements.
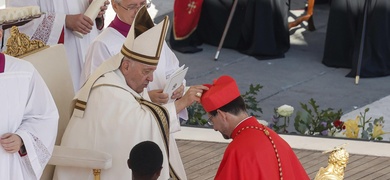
<box><xmin>172</xmin><ymin>0</ymin><xmax>204</xmax><ymax>40</ymax></box>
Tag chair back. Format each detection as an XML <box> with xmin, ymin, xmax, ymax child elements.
<box><xmin>20</xmin><ymin>44</ymin><xmax>75</xmax><ymax>180</ymax></box>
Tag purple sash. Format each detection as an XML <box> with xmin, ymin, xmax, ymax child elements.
<box><xmin>0</xmin><ymin>53</ymin><xmax>5</xmax><ymax>73</ymax></box>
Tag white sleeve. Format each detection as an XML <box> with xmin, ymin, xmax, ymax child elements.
<box><xmin>163</xmin><ymin>102</ymin><xmax>181</xmax><ymax>133</ymax></box>
<box><xmin>80</xmin><ymin>38</ymin><xmax>113</xmax><ymax>86</ymax></box>
<box><xmin>15</xmin><ymin>69</ymin><xmax>59</xmax><ymax>179</ymax></box>
<box><xmin>88</xmin><ymin>40</ymin><xmax>112</xmax><ymax>75</ymax></box>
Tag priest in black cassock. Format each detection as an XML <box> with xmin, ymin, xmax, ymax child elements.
<box><xmin>170</xmin><ymin>0</ymin><xmax>290</xmax><ymax>60</ymax></box>
<box><xmin>322</xmin><ymin>0</ymin><xmax>390</xmax><ymax>78</ymax></box>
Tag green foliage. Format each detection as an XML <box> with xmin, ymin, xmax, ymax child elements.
<box><xmin>357</xmin><ymin>108</ymin><xmax>385</xmax><ymax>140</ymax></box>
<box><xmin>185</xmin><ymin>84</ymin><xmax>263</xmax><ymax>126</ymax></box>
<box><xmin>242</xmin><ymin>84</ymin><xmax>263</xmax><ymax>118</ymax></box>
<box><xmin>186</xmin><ymin>101</ymin><xmax>208</xmax><ymax>126</ymax></box>
<box><xmin>360</xmin><ymin>108</ymin><xmax>372</xmax><ymax>139</ymax></box>
<box><xmin>294</xmin><ymin>98</ymin><xmax>343</xmax><ymax>135</ymax></box>
<box><xmin>372</xmin><ymin>116</ymin><xmax>385</xmax><ymax>141</ymax></box>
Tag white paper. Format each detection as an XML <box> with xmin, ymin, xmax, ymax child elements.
<box><xmin>163</xmin><ymin>65</ymin><xmax>188</xmax><ymax>103</ymax></box>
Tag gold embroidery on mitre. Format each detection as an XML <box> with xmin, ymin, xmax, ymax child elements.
<box><xmin>121</xmin><ymin>45</ymin><xmax>159</xmax><ymax>65</ymax></box>
<box><xmin>4</xmin><ymin>26</ymin><xmax>48</xmax><ymax>58</ymax></box>
<box><xmin>120</xmin><ymin>5</ymin><xmax>169</xmax><ymax>66</ymax></box>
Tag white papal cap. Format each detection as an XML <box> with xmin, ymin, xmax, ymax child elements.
<box><xmin>121</xmin><ymin>5</ymin><xmax>169</xmax><ymax>66</ymax></box>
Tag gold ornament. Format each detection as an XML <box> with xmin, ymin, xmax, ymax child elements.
<box><xmin>4</xmin><ymin>26</ymin><xmax>47</xmax><ymax>58</ymax></box>
<box><xmin>314</xmin><ymin>144</ymin><xmax>349</xmax><ymax>180</ymax></box>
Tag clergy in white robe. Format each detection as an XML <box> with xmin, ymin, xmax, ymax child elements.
<box><xmin>3</xmin><ymin>0</ymin><xmax>108</xmax><ymax>92</ymax></box>
<box><xmin>0</xmin><ymin>53</ymin><xmax>59</xmax><ymax>180</ymax></box>
<box><xmin>82</xmin><ymin>0</ymin><xmax>186</xmax><ymax>110</ymax></box>
<box><xmin>54</xmin><ymin>6</ymin><xmax>208</xmax><ymax>180</ymax></box>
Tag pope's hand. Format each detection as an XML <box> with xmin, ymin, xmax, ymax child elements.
<box><xmin>149</xmin><ymin>89</ymin><xmax>169</xmax><ymax>104</ymax></box>
<box><xmin>65</xmin><ymin>14</ymin><xmax>94</xmax><ymax>34</ymax></box>
<box><xmin>0</xmin><ymin>133</ymin><xmax>24</xmax><ymax>154</ymax></box>
<box><xmin>174</xmin><ymin>85</ymin><xmax>209</xmax><ymax>113</ymax></box>
<box><xmin>171</xmin><ymin>84</ymin><xmax>185</xmax><ymax>100</ymax></box>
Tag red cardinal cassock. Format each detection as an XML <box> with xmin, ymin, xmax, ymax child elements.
<box><xmin>172</xmin><ymin>0</ymin><xmax>203</xmax><ymax>40</ymax></box>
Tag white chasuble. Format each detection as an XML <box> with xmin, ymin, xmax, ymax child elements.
<box><xmin>54</xmin><ymin>69</ymin><xmax>186</xmax><ymax>180</ymax></box>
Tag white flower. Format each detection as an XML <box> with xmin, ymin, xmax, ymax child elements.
<box><xmin>257</xmin><ymin>119</ymin><xmax>269</xmax><ymax>126</ymax></box>
<box><xmin>277</xmin><ymin>104</ymin><xmax>294</xmax><ymax>117</ymax></box>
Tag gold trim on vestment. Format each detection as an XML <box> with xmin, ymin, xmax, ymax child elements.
<box><xmin>74</xmin><ymin>100</ymin><xmax>87</xmax><ymax>111</ymax></box>
<box><xmin>172</xmin><ymin>21</ymin><xmax>199</xmax><ymax>40</ymax></box>
<box><xmin>136</xmin><ymin>98</ymin><xmax>170</xmax><ymax>152</ymax></box>
<box><xmin>135</xmin><ymin>97</ymin><xmax>180</xmax><ymax>180</ymax></box>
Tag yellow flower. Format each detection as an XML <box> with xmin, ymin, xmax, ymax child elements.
<box><xmin>343</xmin><ymin>116</ymin><xmax>360</xmax><ymax>138</ymax></box>
<box><xmin>372</xmin><ymin>123</ymin><xmax>388</xmax><ymax>139</ymax></box>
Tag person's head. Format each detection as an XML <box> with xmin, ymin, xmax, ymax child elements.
<box><xmin>111</xmin><ymin>0</ymin><xmax>151</xmax><ymax>25</ymax></box>
<box><xmin>128</xmin><ymin>141</ymin><xmax>163</xmax><ymax>180</ymax></box>
<box><xmin>200</xmin><ymin>75</ymin><xmax>247</xmax><ymax>139</ymax></box>
<box><xmin>120</xmin><ymin>58</ymin><xmax>156</xmax><ymax>93</ymax></box>
<box><xmin>118</xmin><ymin>6</ymin><xmax>168</xmax><ymax>93</ymax></box>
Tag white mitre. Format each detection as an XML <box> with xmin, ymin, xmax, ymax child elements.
<box><xmin>120</xmin><ymin>5</ymin><xmax>169</xmax><ymax>66</ymax></box>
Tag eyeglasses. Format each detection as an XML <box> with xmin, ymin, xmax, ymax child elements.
<box><xmin>117</xmin><ymin>0</ymin><xmax>151</xmax><ymax>11</ymax></box>
<box><xmin>207</xmin><ymin>115</ymin><xmax>214</xmax><ymax>126</ymax></box>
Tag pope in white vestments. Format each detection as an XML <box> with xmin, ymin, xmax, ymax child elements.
<box><xmin>54</xmin><ymin>6</ymin><xmax>208</xmax><ymax>180</ymax></box>
<box><xmin>4</xmin><ymin>0</ymin><xmax>108</xmax><ymax>92</ymax></box>
<box><xmin>0</xmin><ymin>53</ymin><xmax>59</xmax><ymax>180</ymax></box>
<box><xmin>82</xmin><ymin>0</ymin><xmax>186</xmax><ymax>111</ymax></box>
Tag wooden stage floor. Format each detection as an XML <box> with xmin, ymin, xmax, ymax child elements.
<box><xmin>177</xmin><ymin>140</ymin><xmax>390</xmax><ymax>180</ymax></box>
